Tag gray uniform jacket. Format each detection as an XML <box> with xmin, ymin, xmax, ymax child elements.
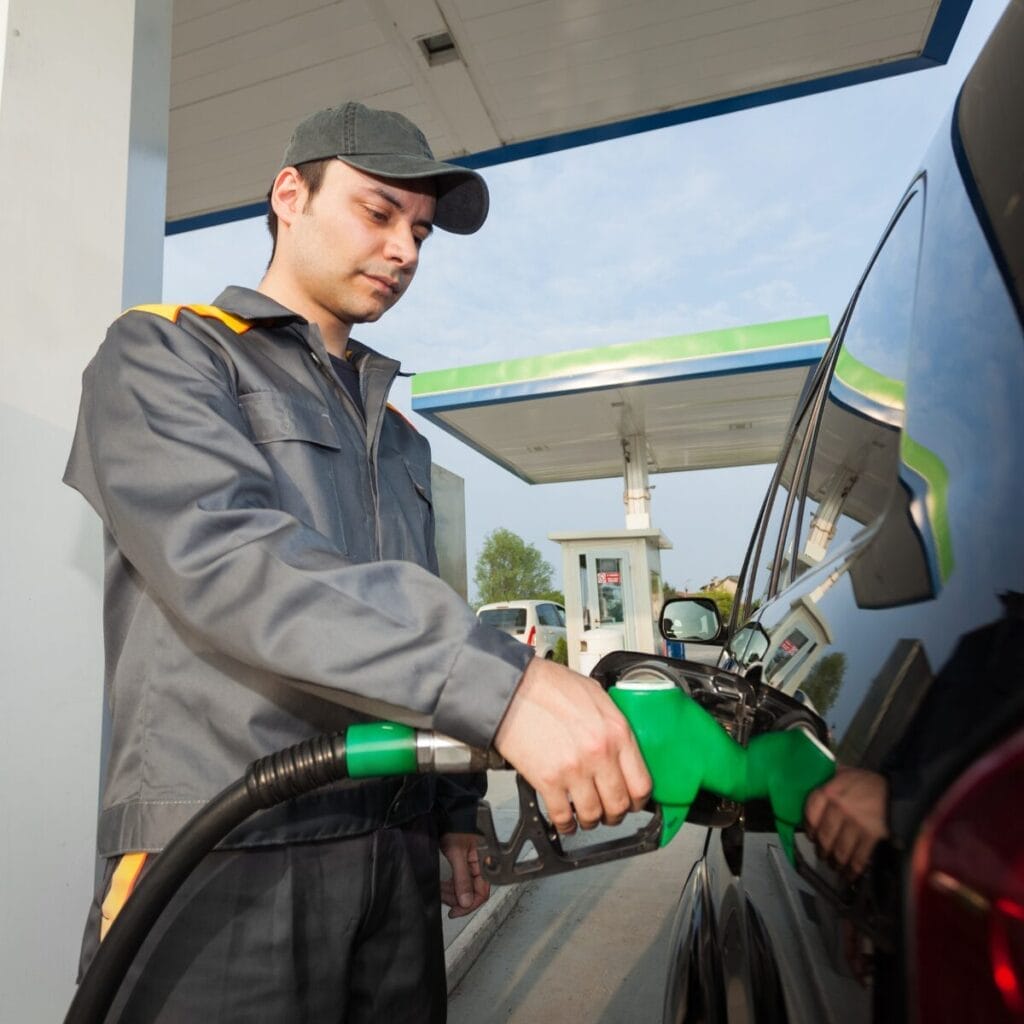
<box><xmin>64</xmin><ymin>286</ymin><xmax>533</xmax><ymax>858</ymax></box>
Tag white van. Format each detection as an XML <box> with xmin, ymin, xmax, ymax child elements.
<box><xmin>476</xmin><ymin>600</ymin><xmax>567</xmax><ymax>659</ymax></box>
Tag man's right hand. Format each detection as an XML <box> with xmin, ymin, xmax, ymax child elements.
<box><xmin>493</xmin><ymin>658</ymin><xmax>652</xmax><ymax>834</ymax></box>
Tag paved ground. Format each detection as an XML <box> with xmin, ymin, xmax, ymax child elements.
<box><xmin>447</xmin><ymin>809</ymin><xmax>706</xmax><ymax>1024</ymax></box>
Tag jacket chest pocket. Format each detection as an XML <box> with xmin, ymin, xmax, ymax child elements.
<box><xmin>377</xmin><ymin>447</ymin><xmax>435</xmax><ymax>570</ymax></box>
<box><xmin>239</xmin><ymin>390</ymin><xmax>340</xmax><ymax>447</ymax></box>
<box><xmin>238</xmin><ymin>390</ymin><xmax>351</xmax><ymax>550</ymax></box>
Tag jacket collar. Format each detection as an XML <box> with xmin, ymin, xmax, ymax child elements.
<box><xmin>211</xmin><ymin>285</ymin><xmax>408</xmax><ymax>376</ymax></box>
<box><xmin>211</xmin><ymin>286</ymin><xmax>306</xmax><ymax>324</ymax></box>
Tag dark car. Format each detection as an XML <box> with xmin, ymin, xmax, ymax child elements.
<box><xmin>594</xmin><ymin>4</ymin><xmax>1023</xmax><ymax>1021</ymax></box>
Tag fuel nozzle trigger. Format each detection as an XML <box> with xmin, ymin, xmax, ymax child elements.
<box><xmin>476</xmin><ymin>773</ymin><xmax>664</xmax><ymax>885</ymax></box>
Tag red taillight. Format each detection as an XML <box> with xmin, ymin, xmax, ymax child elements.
<box><xmin>526</xmin><ymin>626</ymin><xmax>536</xmax><ymax>647</ymax></box>
<box><xmin>910</xmin><ymin>726</ymin><xmax>1024</xmax><ymax>1023</ymax></box>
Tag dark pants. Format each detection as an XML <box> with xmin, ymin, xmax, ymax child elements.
<box><xmin>79</xmin><ymin>816</ymin><xmax>446</xmax><ymax>1023</ymax></box>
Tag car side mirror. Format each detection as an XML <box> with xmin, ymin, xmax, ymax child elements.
<box><xmin>724</xmin><ymin>622</ymin><xmax>770</xmax><ymax>667</ymax></box>
<box><xmin>659</xmin><ymin>597</ymin><xmax>723</xmax><ymax>643</ymax></box>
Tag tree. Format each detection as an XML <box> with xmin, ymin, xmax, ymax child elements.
<box><xmin>473</xmin><ymin>528</ymin><xmax>554</xmax><ymax>605</ymax></box>
<box><xmin>801</xmin><ymin>652</ymin><xmax>846</xmax><ymax>717</ymax></box>
<box><xmin>551</xmin><ymin>636</ymin><xmax>569</xmax><ymax>665</ymax></box>
<box><xmin>701</xmin><ymin>588</ymin><xmax>735</xmax><ymax>625</ymax></box>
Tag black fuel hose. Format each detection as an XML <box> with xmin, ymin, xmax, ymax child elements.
<box><xmin>65</xmin><ymin>733</ymin><xmax>349</xmax><ymax>1024</ymax></box>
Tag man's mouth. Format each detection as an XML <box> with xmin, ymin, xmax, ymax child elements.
<box><xmin>364</xmin><ymin>273</ymin><xmax>399</xmax><ymax>296</ymax></box>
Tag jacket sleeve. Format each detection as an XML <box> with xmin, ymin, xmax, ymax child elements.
<box><xmin>64</xmin><ymin>311</ymin><xmax>534</xmax><ymax>750</ymax></box>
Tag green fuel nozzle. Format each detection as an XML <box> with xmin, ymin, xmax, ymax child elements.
<box><xmin>608</xmin><ymin>680</ymin><xmax>835</xmax><ymax>864</ymax></box>
<box><xmin>475</xmin><ymin>673</ymin><xmax>835</xmax><ymax>884</ymax></box>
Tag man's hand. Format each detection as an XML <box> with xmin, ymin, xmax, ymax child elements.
<box><xmin>804</xmin><ymin>766</ymin><xmax>889</xmax><ymax>878</ymax></box>
<box><xmin>493</xmin><ymin>657</ymin><xmax>652</xmax><ymax>835</ymax></box>
<box><xmin>439</xmin><ymin>833</ymin><xmax>490</xmax><ymax>919</ymax></box>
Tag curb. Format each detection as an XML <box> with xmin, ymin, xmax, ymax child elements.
<box><xmin>444</xmin><ymin>882</ymin><xmax>529</xmax><ymax>994</ymax></box>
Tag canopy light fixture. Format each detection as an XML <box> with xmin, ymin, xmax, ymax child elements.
<box><xmin>418</xmin><ymin>31</ymin><xmax>461</xmax><ymax>67</ymax></box>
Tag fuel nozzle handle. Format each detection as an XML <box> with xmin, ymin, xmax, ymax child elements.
<box><xmin>609</xmin><ymin>680</ymin><xmax>835</xmax><ymax>863</ymax></box>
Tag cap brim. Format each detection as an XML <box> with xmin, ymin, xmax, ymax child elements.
<box><xmin>339</xmin><ymin>154</ymin><xmax>488</xmax><ymax>234</ymax></box>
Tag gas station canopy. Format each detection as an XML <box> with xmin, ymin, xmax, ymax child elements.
<box><xmin>411</xmin><ymin>315</ymin><xmax>830</xmax><ymax>484</ymax></box>
<box><xmin>167</xmin><ymin>0</ymin><xmax>969</xmax><ymax>233</ymax></box>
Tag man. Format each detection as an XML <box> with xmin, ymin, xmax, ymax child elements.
<box><xmin>66</xmin><ymin>102</ymin><xmax>651</xmax><ymax>1021</ymax></box>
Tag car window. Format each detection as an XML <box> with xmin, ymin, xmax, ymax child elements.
<box><xmin>737</xmin><ymin>397</ymin><xmax>818</xmax><ymax>622</ymax></box>
<box><xmin>554</xmin><ymin>605</ymin><xmax>566</xmax><ymax>627</ymax></box>
<box><xmin>786</xmin><ymin>190</ymin><xmax>924</xmax><ymax>585</ymax></box>
<box><xmin>536</xmin><ymin>603</ymin><xmax>559</xmax><ymax>627</ymax></box>
<box><xmin>478</xmin><ymin>608</ymin><xmax>526</xmax><ymax>631</ymax></box>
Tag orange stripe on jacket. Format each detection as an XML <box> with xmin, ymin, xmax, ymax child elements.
<box><xmin>386</xmin><ymin>403</ymin><xmax>419</xmax><ymax>433</ymax></box>
<box><xmin>125</xmin><ymin>304</ymin><xmax>252</xmax><ymax>335</ymax></box>
<box><xmin>100</xmin><ymin>852</ymin><xmax>148</xmax><ymax>942</ymax></box>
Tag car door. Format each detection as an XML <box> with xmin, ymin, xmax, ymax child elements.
<box><xmin>703</xmin><ymin>184</ymin><xmax>929</xmax><ymax>1024</ymax></box>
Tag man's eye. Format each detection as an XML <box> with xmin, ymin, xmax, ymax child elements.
<box><xmin>366</xmin><ymin>207</ymin><xmax>389</xmax><ymax>223</ymax></box>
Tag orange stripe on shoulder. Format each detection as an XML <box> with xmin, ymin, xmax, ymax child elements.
<box><xmin>125</xmin><ymin>304</ymin><xmax>252</xmax><ymax>335</ymax></box>
<box><xmin>386</xmin><ymin>403</ymin><xmax>419</xmax><ymax>433</ymax></box>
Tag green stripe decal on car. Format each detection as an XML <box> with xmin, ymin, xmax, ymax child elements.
<box><xmin>411</xmin><ymin>316</ymin><xmax>831</xmax><ymax>397</ymax></box>
<box><xmin>900</xmin><ymin>432</ymin><xmax>954</xmax><ymax>583</ymax></box>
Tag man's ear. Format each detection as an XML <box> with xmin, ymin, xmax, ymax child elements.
<box><xmin>269</xmin><ymin>167</ymin><xmax>308</xmax><ymax>230</ymax></box>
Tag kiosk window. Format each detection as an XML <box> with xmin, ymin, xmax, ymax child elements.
<box><xmin>596</xmin><ymin>558</ymin><xmax>625</xmax><ymax>624</ymax></box>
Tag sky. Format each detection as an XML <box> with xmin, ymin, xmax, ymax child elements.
<box><xmin>164</xmin><ymin>0</ymin><xmax>1009</xmax><ymax>600</ymax></box>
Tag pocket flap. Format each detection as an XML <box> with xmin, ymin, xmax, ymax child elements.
<box><xmin>239</xmin><ymin>391</ymin><xmax>340</xmax><ymax>448</ymax></box>
<box><xmin>403</xmin><ymin>457</ymin><xmax>433</xmax><ymax>504</ymax></box>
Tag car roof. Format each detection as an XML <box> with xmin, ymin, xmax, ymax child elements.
<box><xmin>477</xmin><ymin>600</ymin><xmax>560</xmax><ymax>609</ymax></box>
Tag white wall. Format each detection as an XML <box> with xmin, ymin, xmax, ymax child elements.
<box><xmin>431</xmin><ymin>463</ymin><xmax>468</xmax><ymax>600</ymax></box>
<box><xmin>0</xmin><ymin>0</ymin><xmax>8</xmax><ymax>109</ymax></box>
<box><xmin>0</xmin><ymin>1</ymin><xmax>170</xmax><ymax>1017</ymax></box>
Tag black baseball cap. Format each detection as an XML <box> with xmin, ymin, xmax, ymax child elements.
<box><xmin>281</xmin><ymin>101</ymin><xmax>489</xmax><ymax>234</ymax></box>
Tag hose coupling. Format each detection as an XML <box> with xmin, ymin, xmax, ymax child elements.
<box><xmin>415</xmin><ymin>732</ymin><xmax>506</xmax><ymax>773</ymax></box>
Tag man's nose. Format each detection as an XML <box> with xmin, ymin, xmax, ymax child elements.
<box><xmin>384</xmin><ymin>224</ymin><xmax>419</xmax><ymax>268</ymax></box>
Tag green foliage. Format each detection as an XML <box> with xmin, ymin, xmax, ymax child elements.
<box><xmin>701</xmin><ymin>588</ymin><xmax>735</xmax><ymax>625</ymax></box>
<box><xmin>801</xmin><ymin>653</ymin><xmax>847</xmax><ymax>716</ymax></box>
<box><xmin>537</xmin><ymin>589</ymin><xmax>566</xmax><ymax>606</ymax></box>
<box><xmin>551</xmin><ymin>636</ymin><xmax>569</xmax><ymax>665</ymax></box>
<box><xmin>473</xmin><ymin>527</ymin><xmax>555</xmax><ymax>605</ymax></box>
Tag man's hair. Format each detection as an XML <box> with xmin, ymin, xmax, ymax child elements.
<box><xmin>265</xmin><ymin>158</ymin><xmax>332</xmax><ymax>261</ymax></box>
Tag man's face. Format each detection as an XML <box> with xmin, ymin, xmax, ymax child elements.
<box><xmin>284</xmin><ymin>159</ymin><xmax>436</xmax><ymax>328</ymax></box>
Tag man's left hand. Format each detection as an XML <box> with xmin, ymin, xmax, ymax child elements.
<box><xmin>439</xmin><ymin>833</ymin><xmax>491</xmax><ymax>919</ymax></box>
<box><xmin>804</xmin><ymin>766</ymin><xmax>889</xmax><ymax>879</ymax></box>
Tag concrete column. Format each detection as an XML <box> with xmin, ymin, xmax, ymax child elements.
<box><xmin>622</xmin><ymin>433</ymin><xmax>652</xmax><ymax>529</ymax></box>
<box><xmin>0</xmin><ymin>1</ymin><xmax>171</xmax><ymax>1017</ymax></box>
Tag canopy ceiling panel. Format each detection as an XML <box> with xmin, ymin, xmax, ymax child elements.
<box><xmin>167</xmin><ymin>0</ymin><xmax>968</xmax><ymax>232</ymax></box>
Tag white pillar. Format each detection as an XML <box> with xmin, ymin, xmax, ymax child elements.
<box><xmin>0</xmin><ymin>1</ymin><xmax>171</xmax><ymax>1017</ymax></box>
<box><xmin>622</xmin><ymin>433</ymin><xmax>652</xmax><ymax>529</ymax></box>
